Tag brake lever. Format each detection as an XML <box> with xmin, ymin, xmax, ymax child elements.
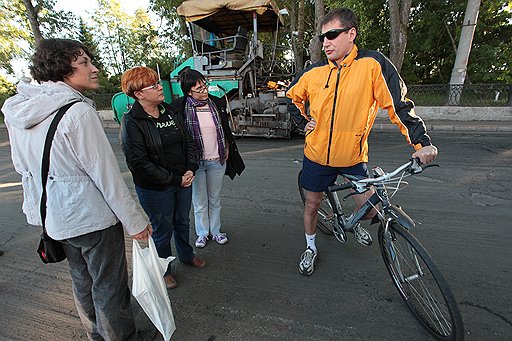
<box><xmin>408</xmin><ymin>158</ymin><xmax>424</xmax><ymax>174</ymax></box>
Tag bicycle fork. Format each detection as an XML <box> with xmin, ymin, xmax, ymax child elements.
<box><xmin>382</xmin><ymin>221</ymin><xmax>424</xmax><ymax>284</ymax></box>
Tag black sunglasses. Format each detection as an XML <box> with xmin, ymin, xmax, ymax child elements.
<box><xmin>319</xmin><ymin>27</ymin><xmax>352</xmax><ymax>42</ymax></box>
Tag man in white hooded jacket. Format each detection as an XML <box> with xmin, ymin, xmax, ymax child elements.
<box><xmin>2</xmin><ymin>38</ymin><xmax>152</xmax><ymax>340</ymax></box>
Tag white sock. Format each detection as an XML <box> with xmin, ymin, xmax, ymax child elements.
<box><xmin>305</xmin><ymin>233</ymin><xmax>317</xmax><ymax>252</ymax></box>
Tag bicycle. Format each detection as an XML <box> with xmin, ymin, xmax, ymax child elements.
<box><xmin>298</xmin><ymin>158</ymin><xmax>464</xmax><ymax>341</ymax></box>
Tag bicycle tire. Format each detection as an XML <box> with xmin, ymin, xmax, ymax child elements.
<box><xmin>297</xmin><ymin>170</ymin><xmax>334</xmax><ymax>235</ymax></box>
<box><xmin>378</xmin><ymin>221</ymin><xmax>464</xmax><ymax>341</ymax></box>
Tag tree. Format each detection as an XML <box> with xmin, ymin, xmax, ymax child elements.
<box><xmin>21</xmin><ymin>0</ymin><xmax>43</xmax><ymax>45</ymax></box>
<box><xmin>403</xmin><ymin>0</ymin><xmax>511</xmax><ymax>84</ymax></box>
<box><xmin>279</xmin><ymin>0</ymin><xmax>315</xmax><ymax>69</ymax></box>
<box><xmin>293</xmin><ymin>0</ymin><xmax>305</xmax><ymax>71</ymax></box>
<box><xmin>0</xmin><ymin>0</ymin><xmax>78</xmax><ymax>77</ymax></box>
<box><xmin>0</xmin><ymin>1</ymin><xmax>30</xmax><ymax>74</ymax></box>
<box><xmin>0</xmin><ymin>74</ymin><xmax>17</xmax><ymax>118</ymax></box>
<box><xmin>388</xmin><ymin>0</ymin><xmax>412</xmax><ymax>72</ymax></box>
<box><xmin>467</xmin><ymin>0</ymin><xmax>511</xmax><ymax>83</ymax></box>
<box><xmin>90</xmin><ymin>0</ymin><xmax>159</xmax><ymax>76</ymax></box>
<box><xmin>149</xmin><ymin>0</ymin><xmax>193</xmax><ymax>74</ymax></box>
<box><xmin>308</xmin><ymin>0</ymin><xmax>325</xmax><ymax>64</ymax></box>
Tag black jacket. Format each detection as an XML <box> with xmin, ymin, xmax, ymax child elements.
<box><xmin>170</xmin><ymin>95</ymin><xmax>245</xmax><ymax>180</ymax></box>
<box><xmin>121</xmin><ymin>101</ymin><xmax>198</xmax><ymax>190</ymax></box>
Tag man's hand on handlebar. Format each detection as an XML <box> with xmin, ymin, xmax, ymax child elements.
<box><xmin>412</xmin><ymin>145</ymin><xmax>438</xmax><ymax>165</ymax></box>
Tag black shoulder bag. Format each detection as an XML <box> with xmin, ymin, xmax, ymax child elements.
<box><xmin>37</xmin><ymin>101</ymin><xmax>78</xmax><ymax>264</ymax></box>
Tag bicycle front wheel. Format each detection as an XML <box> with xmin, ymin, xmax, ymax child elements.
<box><xmin>378</xmin><ymin>222</ymin><xmax>464</xmax><ymax>341</ymax></box>
<box><xmin>298</xmin><ymin>170</ymin><xmax>334</xmax><ymax>235</ymax></box>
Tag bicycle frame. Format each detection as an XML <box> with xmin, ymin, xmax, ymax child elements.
<box><xmin>326</xmin><ymin>166</ymin><xmax>415</xmax><ymax>233</ymax></box>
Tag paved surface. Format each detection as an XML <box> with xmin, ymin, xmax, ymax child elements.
<box><xmin>1</xmin><ymin>127</ymin><xmax>511</xmax><ymax>340</ymax></box>
<box><xmin>372</xmin><ymin>118</ymin><xmax>512</xmax><ymax>132</ymax></box>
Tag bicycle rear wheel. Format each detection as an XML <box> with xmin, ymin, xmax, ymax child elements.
<box><xmin>298</xmin><ymin>170</ymin><xmax>334</xmax><ymax>235</ymax></box>
<box><xmin>378</xmin><ymin>221</ymin><xmax>464</xmax><ymax>340</ymax></box>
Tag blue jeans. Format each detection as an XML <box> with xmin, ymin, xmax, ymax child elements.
<box><xmin>135</xmin><ymin>185</ymin><xmax>195</xmax><ymax>270</ymax></box>
<box><xmin>62</xmin><ymin>222</ymin><xmax>137</xmax><ymax>341</ymax></box>
<box><xmin>192</xmin><ymin>159</ymin><xmax>227</xmax><ymax>238</ymax></box>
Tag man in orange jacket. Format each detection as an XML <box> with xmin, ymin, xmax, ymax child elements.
<box><xmin>287</xmin><ymin>8</ymin><xmax>438</xmax><ymax>276</ymax></box>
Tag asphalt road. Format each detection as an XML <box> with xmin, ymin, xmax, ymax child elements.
<box><xmin>0</xmin><ymin>127</ymin><xmax>511</xmax><ymax>341</ymax></box>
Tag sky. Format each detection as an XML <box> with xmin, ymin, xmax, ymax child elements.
<box><xmin>54</xmin><ymin>0</ymin><xmax>151</xmax><ymax>19</ymax></box>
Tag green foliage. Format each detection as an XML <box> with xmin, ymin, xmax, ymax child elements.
<box><xmin>0</xmin><ymin>75</ymin><xmax>17</xmax><ymax>120</ymax></box>
<box><xmin>468</xmin><ymin>0</ymin><xmax>512</xmax><ymax>83</ymax></box>
<box><xmin>0</xmin><ymin>0</ymin><xmax>80</xmax><ymax>77</ymax></box>
<box><xmin>0</xmin><ymin>0</ymin><xmax>31</xmax><ymax>73</ymax></box>
<box><xmin>402</xmin><ymin>0</ymin><xmax>512</xmax><ymax>84</ymax></box>
<box><xmin>89</xmin><ymin>0</ymin><xmax>182</xmax><ymax>88</ymax></box>
<box><xmin>149</xmin><ymin>0</ymin><xmax>192</xmax><ymax>62</ymax></box>
<box><xmin>1</xmin><ymin>0</ymin><xmax>509</xmax><ymax>89</ymax></box>
<box><xmin>37</xmin><ymin>0</ymin><xmax>81</xmax><ymax>39</ymax></box>
<box><xmin>321</xmin><ymin>0</ymin><xmax>511</xmax><ymax>84</ymax></box>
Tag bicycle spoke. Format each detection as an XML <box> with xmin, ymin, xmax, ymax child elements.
<box><xmin>387</xmin><ymin>232</ymin><xmax>457</xmax><ymax>337</ymax></box>
<box><xmin>406</xmin><ymin>275</ymin><xmax>453</xmax><ymax>334</ymax></box>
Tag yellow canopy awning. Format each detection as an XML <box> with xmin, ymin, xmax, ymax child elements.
<box><xmin>177</xmin><ymin>0</ymin><xmax>283</xmax><ymax>36</ymax></box>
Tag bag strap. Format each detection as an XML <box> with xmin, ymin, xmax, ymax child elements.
<box><xmin>40</xmin><ymin>101</ymin><xmax>80</xmax><ymax>234</ymax></box>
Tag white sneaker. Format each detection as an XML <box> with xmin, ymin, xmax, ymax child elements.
<box><xmin>352</xmin><ymin>224</ymin><xmax>372</xmax><ymax>246</ymax></box>
<box><xmin>299</xmin><ymin>247</ymin><xmax>317</xmax><ymax>276</ymax></box>
<box><xmin>195</xmin><ymin>236</ymin><xmax>208</xmax><ymax>248</ymax></box>
<box><xmin>212</xmin><ymin>233</ymin><xmax>228</xmax><ymax>245</ymax></box>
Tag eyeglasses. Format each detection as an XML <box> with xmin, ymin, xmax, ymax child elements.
<box><xmin>318</xmin><ymin>27</ymin><xmax>352</xmax><ymax>43</ymax></box>
<box><xmin>190</xmin><ymin>82</ymin><xmax>209</xmax><ymax>94</ymax></box>
<box><xmin>139</xmin><ymin>80</ymin><xmax>162</xmax><ymax>91</ymax></box>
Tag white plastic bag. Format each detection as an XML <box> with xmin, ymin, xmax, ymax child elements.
<box><xmin>132</xmin><ymin>238</ymin><xmax>176</xmax><ymax>340</ymax></box>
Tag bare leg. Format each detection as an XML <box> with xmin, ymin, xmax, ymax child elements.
<box><xmin>299</xmin><ymin>190</ymin><xmax>323</xmax><ymax>275</ymax></box>
<box><xmin>351</xmin><ymin>188</ymin><xmax>379</xmax><ymax>220</ymax></box>
<box><xmin>304</xmin><ymin>190</ymin><xmax>324</xmax><ymax>235</ymax></box>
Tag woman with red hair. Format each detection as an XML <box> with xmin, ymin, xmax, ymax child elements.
<box><xmin>120</xmin><ymin>66</ymin><xmax>207</xmax><ymax>290</ymax></box>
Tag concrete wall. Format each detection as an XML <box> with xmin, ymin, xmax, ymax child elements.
<box><xmin>99</xmin><ymin>106</ymin><xmax>512</xmax><ymax>126</ymax></box>
<box><xmin>378</xmin><ymin>106</ymin><xmax>512</xmax><ymax>121</ymax></box>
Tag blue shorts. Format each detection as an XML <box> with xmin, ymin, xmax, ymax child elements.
<box><xmin>300</xmin><ymin>156</ymin><xmax>369</xmax><ymax>192</ymax></box>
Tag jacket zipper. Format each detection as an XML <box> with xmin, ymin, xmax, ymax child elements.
<box><xmin>327</xmin><ymin>67</ymin><xmax>342</xmax><ymax>165</ymax></box>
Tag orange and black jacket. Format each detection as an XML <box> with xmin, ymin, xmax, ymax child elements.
<box><xmin>286</xmin><ymin>45</ymin><xmax>432</xmax><ymax>167</ymax></box>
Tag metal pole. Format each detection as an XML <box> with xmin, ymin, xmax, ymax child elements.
<box><xmin>250</xmin><ymin>11</ymin><xmax>258</xmax><ymax>97</ymax></box>
<box><xmin>449</xmin><ymin>0</ymin><xmax>481</xmax><ymax>105</ymax></box>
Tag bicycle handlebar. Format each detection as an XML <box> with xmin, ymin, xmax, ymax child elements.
<box><xmin>358</xmin><ymin>158</ymin><xmax>423</xmax><ymax>185</ymax></box>
<box><xmin>328</xmin><ymin>158</ymin><xmax>433</xmax><ymax>194</ymax></box>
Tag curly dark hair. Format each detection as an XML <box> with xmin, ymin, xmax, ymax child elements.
<box><xmin>29</xmin><ymin>39</ymin><xmax>94</xmax><ymax>83</ymax></box>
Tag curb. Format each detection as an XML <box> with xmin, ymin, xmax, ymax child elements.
<box><xmin>372</xmin><ymin>120</ymin><xmax>512</xmax><ymax>132</ymax></box>
<box><xmin>2</xmin><ymin>121</ymin><xmax>512</xmax><ymax>133</ymax></box>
